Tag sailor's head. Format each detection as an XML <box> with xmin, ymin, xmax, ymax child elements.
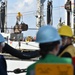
<box><xmin>36</xmin><ymin>25</ymin><xmax>61</xmax><ymax>43</ymax></box>
<box><xmin>35</xmin><ymin>25</ymin><xmax>61</xmax><ymax>58</ymax></box>
<box><xmin>58</xmin><ymin>25</ymin><xmax>73</xmax><ymax>46</ymax></box>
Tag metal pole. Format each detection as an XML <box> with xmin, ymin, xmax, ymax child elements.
<box><xmin>0</xmin><ymin>0</ymin><xmax>2</xmax><ymax>32</ymax></box>
<box><xmin>36</xmin><ymin>0</ymin><xmax>45</xmax><ymax>28</ymax></box>
<box><xmin>47</xmin><ymin>0</ymin><xmax>53</xmax><ymax>25</ymax></box>
<box><xmin>36</xmin><ymin>0</ymin><xmax>41</xmax><ymax>28</ymax></box>
<box><xmin>73</xmin><ymin>0</ymin><xmax>75</xmax><ymax>36</ymax></box>
<box><xmin>67</xmin><ymin>11</ymin><xmax>70</xmax><ymax>26</ymax></box>
<box><xmin>4</xmin><ymin>0</ymin><xmax>7</xmax><ymax>33</ymax></box>
<box><xmin>66</xmin><ymin>0</ymin><xmax>71</xmax><ymax>26</ymax></box>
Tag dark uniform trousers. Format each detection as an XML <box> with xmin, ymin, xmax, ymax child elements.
<box><xmin>0</xmin><ymin>55</ymin><xmax>7</xmax><ymax>75</ymax></box>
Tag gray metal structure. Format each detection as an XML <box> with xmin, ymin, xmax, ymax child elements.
<box><xmin>0</xmin><ymin>0</ymin><xmax>2</xmax><ymax>32</ymax></box>
<box><xmin>36</xmin><ymin>0</ymin><xmax>46</xmax><ymax>28</ymax></box>
<box><xmin>0</xmin><ymin>0</ymin><xmax>7</xmax><ymax>32</ymax></box>
<box><xmin>4</xmin><ymin>0</ymin><xmax>7</xmax><ymax>33</ymax></box>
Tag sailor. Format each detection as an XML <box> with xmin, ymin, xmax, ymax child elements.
<box><xmin>57</xmin><ymin>25</ymin><xmax>75</xmax><ymax>58</ymax></box>
<box><xmin>0</xmin><ymin>34</ymin><xmax>7</xmax><ymax>75</ymax></box>
<box><xmin>26</xmin><ymin>25</ymin><xmax>72</xmax><ymax>75</ymax></box>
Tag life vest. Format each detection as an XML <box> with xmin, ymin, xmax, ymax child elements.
<box><xmin>59</xmin><ymin>45</ymin><xmax>75</xmax><ymax>57</ymax></box>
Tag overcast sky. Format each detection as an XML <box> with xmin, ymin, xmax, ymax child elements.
<box><xmin>7</xmin><ymin>0</ymin><xmax>65</xmax><ymax>37</ymax></box>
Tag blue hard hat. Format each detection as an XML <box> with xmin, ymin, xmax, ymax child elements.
<box><xmin>0</xmin><ymin>34</ymin><xmax>5</xmax><ymax>42</ymax></box>
<box><xmin>36</xmin><ymin>25</ymin><xmax>61</xmax><ymax>43</ymax></box>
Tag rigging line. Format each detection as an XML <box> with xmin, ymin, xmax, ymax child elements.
<box><xmin>7</xmin><ymin>10</ymin><xmax>63</xmax><ymax>17</ymax></box>
<box><xmin>7</xmin><ymin>8</ymin><xmax>64</xmax><ymax>17</ymax></box>
<box><xmin>7</xmin><ymin>12</ymin><xmax>37</xmax><ymax>16</ymax></box>
<box><xmin>7</xmin><ymin>6</ymin><xmax>65</xmax><ymax>15</ymax></box>
<box><xmin>7</xmin><ymin>9</ymin><xmax>66</xmax><ymax>17</ymax></box>
<box><xmin>7</xmin><ymin>11</ymin><xmax>36</xmax><ymax>14</ymax></box>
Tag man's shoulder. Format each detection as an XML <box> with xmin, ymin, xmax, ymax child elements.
<box><xmin>27</xmin><ymin>62</ymin><xmax>36</xmax><ymax>71</ymax></box>
<box><xmin>27</xmin><ymin>59</ymin><xmax>43</xmax><ymax>71</ymax></box>
<box><xmin>59</xmin><ymin>57</ymin><xmax>72</xmax><ymax>64</ymax></box>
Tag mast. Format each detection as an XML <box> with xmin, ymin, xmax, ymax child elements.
<box><xmin>47</xmin><ymin>0</ymin><xmax>53</xmax><ymax>25</ymax></box>
<box><xmin>0</xmin><ymin>0</ymin><xmax>2</xmax><ymax>32</ymax></box>
<box><xmin>65</xmin><ymin>0</ymin><xmax>71</xmax><ymax>26</ymax></box>
<box><xmin>71</xmin><ymin>0</ymin><xmax>74</xmax><ymax>35</ymax></box>
<box><xmin>0</xmin><ymin>0</ymin><xmax>7</xmax><ymax>32</ymax></box>
<box><xmin>65</xmin><ymin>0</ymin><xmax>75</xmax><ymax>36</ymax></box>
<box><xmin>36</xmin><ymin>0</ymin><xmax>45</xmax><ymax>28</ymax></box>
<box><xmin>4</xmin><ymin>0</ymin><xmax>7</xmax><ymax>33</ymax></box>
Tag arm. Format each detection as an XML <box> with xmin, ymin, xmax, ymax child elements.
<box><xmin>2</xmin><ymin>43</ymin><xmax>40</xmax><ymax>59</ymax></box>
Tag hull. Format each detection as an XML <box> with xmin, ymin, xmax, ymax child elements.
<box><xmin>7</xmin><ymin>41</ymin><xmax>39</xmax><ymax>50</ymax></box>
<box><xmin>6</xmin><ymin>59</ymin><xmax>35</xmax><ymax>75</ymax></box>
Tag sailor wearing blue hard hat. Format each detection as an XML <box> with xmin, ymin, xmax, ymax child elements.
<box><xmin>26</xmin><ymin>25</ymin><xmax>72</xmax><ymax>75</ymax></box>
